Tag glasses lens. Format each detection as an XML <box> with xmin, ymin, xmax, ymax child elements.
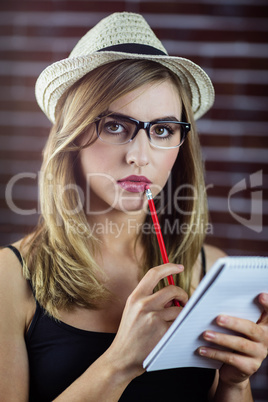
<box><xmin>97</xmin><ymin>115</ymin><xmax>136</xmax><ymax>144</ymax></box>
<box><xmin>150</xmin><ymin>122</ymin><xmax>186</xmax><ymax>148</ymax></box>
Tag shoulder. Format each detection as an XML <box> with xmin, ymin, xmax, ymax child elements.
<box><xmin>203</xmin><ymin>244</ymin><xmax>227</xmax><ymax>272</ymax></box>
<box><xmin>0</xmin><ymin>240</ymin><xmax>34</xmax><ymax>399</ymax></box>
<box><xmin>0</xmin><ymin>239</ymin><xmax>35</xmax><ymax>330</ymax></box>
<box><xmin>0</xmin><ymin>241</ymin><xmax>24</xmax><ymax>280</ymax></box>
<box><xmin>0</xmin><ymin>238</ymin><xmax>27</xmax><ymax>274</ymax></box>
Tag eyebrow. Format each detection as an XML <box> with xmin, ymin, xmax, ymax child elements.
<box><xmin>106</xmin><ymin>110</ymin><xmax>181</xmax><ymax>122</ymax></box>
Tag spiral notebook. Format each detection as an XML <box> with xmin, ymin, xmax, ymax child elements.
<box><xmin>143</xmin><ymin>256</ymin><xmax>268</xmax><ymax>371</ymax></box>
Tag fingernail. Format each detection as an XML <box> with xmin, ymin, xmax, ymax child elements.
<box><xmin>199</xmin><ymin>348</ymin><xmax>207</xmax><ymax>356</ymax></box>
<box><xmin>260</xmin><ymin>293</ymin><xmax>268</xmax><ymax>302</ymax></box>
<box><xmin>204</xmin><ymin>331</ymin><xmax>215</xmax><ymax>340</ymax></box>
<box><xmin>218</xmin><ymin>315</ymin><xmax>228</xmax><ymax>325</ymax></box>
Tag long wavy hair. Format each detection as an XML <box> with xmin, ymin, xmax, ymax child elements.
<box><xmin>22</xmin><ymin>59</ymin><xmax>208</xmax><ymax>318</ymax></box>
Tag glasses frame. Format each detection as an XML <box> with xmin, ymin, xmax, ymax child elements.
<box><xmin>95</xmin><ymin>113</ymin><xmax>191</xmax><ymax>149</ymax></box>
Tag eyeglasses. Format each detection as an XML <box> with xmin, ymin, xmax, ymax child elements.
<box><xmin>95</xmin><ymin>113</ymin><xmax>190</xmax><ymax>149</ymax></box>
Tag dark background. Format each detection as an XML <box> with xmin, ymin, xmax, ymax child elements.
<box><xmin>0</xmin><ymin>0</ymin><xmax>267</xmax><ymax>399</ymax></box>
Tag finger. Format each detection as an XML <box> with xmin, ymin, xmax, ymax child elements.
<box><xmin>198</xmin><ymin>347</ymin><xmax>260</xmax><ymax>375</ymax></box>
<box><xmin>257</xmin><ymin>293</ymin><xmax>268</xmax><ymax>325</ymax></box>
<box><xmin>135</xmin><ymin>264</ymin><xmax>184</xmax><ymax>296</ymax></box>
<box><xmin>202</xmin><ymin>330</ymin><xmax>258</xmax><ymax>358</ymax></box>
<box><xmin>149</xmin><ymin>285</ymin><xmax>188</xmax><ymax>310</ymax></box>
<box><xmin>258</xmin><ymin>293</ymin><xmax>268</xmax><ymax>310</ymax></box>
<box><xmin>160</xmin><ymin>305</ymin><xmax>183</xmax><ymax>322</ymax></box>
<box><xmin>215</xmin><ymin>314</ymin><xmax>266</xmax><ymax>343</ymax></box>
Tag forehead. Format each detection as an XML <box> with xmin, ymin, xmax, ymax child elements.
<box><xmin>108</xmin><ymin>80</ymin><xmax>182</xmax><ymax>121</ymax></box>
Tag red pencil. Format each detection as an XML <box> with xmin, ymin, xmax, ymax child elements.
<box><xmin>145</xmin><ymin>187</ymin><xmax>180</xmax><ymax>307</ymax></box>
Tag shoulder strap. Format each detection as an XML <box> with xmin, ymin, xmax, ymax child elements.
<box><xmin>6</xmin><ymin>245</ymin><xmax>35</xmax><ymax>294</ymax></box>
<box><xmin>201</xmin><ymin>246</ymin><xmax>206</xmax><ymax>277</ymax></box>
<box><xmin>6</xmin><ymin>244</ymin><xmax>23</xmax><ymax>266</ymax></box>
<box><xmin>6</xmin><ymin>246</ymin><xmax>44</xmax><ymax>338</ymax></box>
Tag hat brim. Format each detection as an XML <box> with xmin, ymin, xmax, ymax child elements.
<box><xmin>35</xmin><ymin>51</ymin><xmax>215</xmax><ymax>123</ymax></box>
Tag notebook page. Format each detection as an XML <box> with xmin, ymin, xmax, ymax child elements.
<box><xmin>143</xmin><ymin>257</ymin><xmax>227</xmax><ymax>368</ymax></box>
<box><xmin>144</xmin><ymin>257</ymin><xmax>268</xmax><ymax>371</ymax></box>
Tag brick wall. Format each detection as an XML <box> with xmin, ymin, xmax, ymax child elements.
<box><xmin>0</xmin><ymin>0</ymin><xmax>267</xmax><ymax>399</ymax></box>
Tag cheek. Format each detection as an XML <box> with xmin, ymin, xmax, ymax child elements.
<box><xmin>158</xmin><ymin>149</ymin><xmax>179</xmax><ymax>174</ymax></box>
<box><xmin>152</xmin><ymin>149</ymin><xmax>179</xmax><ymax>193</ymax></box>
<box><xmin>79</xmin><ymin>144</ymin><xmax>122</xmax><ymax>194</ymax></box>
<box><xmin>80</xmin><ymin>144</ymin><xmax>111</xmax><ymax>175</ymax></box>
<box><xmin>150</xmin><ymin>150</ymin><xmax>178</xmax><ymax>198</ymax></box>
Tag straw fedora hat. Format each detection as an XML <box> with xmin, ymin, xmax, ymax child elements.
<box><xmin>35</xmin><ymin>12</ymin><xmax>215</xmax><ymax>123</ymax></box>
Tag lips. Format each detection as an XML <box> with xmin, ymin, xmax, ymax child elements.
<box><xmin>117</xmin><ymin>175</ymin><xmax>152</xmax><ymax>193</ymax></box>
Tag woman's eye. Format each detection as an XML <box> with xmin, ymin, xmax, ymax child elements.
<box><xmin>105</xmin><ymin>122</ymin><xmax>124</xmax><ymax>134</ymax></box>
<box><xmin>153</xmin><ymin>125</ymin><xmax>173</xmax><ymax>137</ymax></box>
<box><xmin>155</xmin><ymin>126</ymin><xmax>166</xmax><ymax>136</ymax></box>
<box><xmin>109</xmin><ymin>123</ymin><xmax>119</xmax><ymax>132</ymax></box>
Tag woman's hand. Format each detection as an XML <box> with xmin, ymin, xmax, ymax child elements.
<box><xmin>198</xmin><ymin>293</ymin><xmax>268</xmax><ymax>388</ymax></box>
<box><xmin>106</xmin><ymin>263</ymin><xmax>188</xmax><ymax>381</ymax></box>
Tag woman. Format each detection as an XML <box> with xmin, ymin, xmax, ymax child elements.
<box><xmin>0</xmin><ymin>12</ymin><xmax>267</xmax><ymax>401</ymax></box>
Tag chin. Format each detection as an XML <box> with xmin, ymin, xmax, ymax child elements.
<box><xmin>116</xmin><ymin>197</ymin><xmax>147</xmax><ymax>214</ymax></box>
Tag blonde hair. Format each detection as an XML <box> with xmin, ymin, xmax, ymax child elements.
<box><xmin>23</xmin><ymin>60</ymin><xmax>208</xmax><ymax>318</ymax></box>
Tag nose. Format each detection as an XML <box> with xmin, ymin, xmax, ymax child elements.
<box><xmin>125</xmin><ymin>129</ymin><xmax>151</xmax><ymax>167</ymax></box>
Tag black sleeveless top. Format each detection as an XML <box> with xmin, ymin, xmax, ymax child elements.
<box><xmin>7</xmin><ymin>245</ymin><xmax>215</xmax><ymax>401</ymax></box>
